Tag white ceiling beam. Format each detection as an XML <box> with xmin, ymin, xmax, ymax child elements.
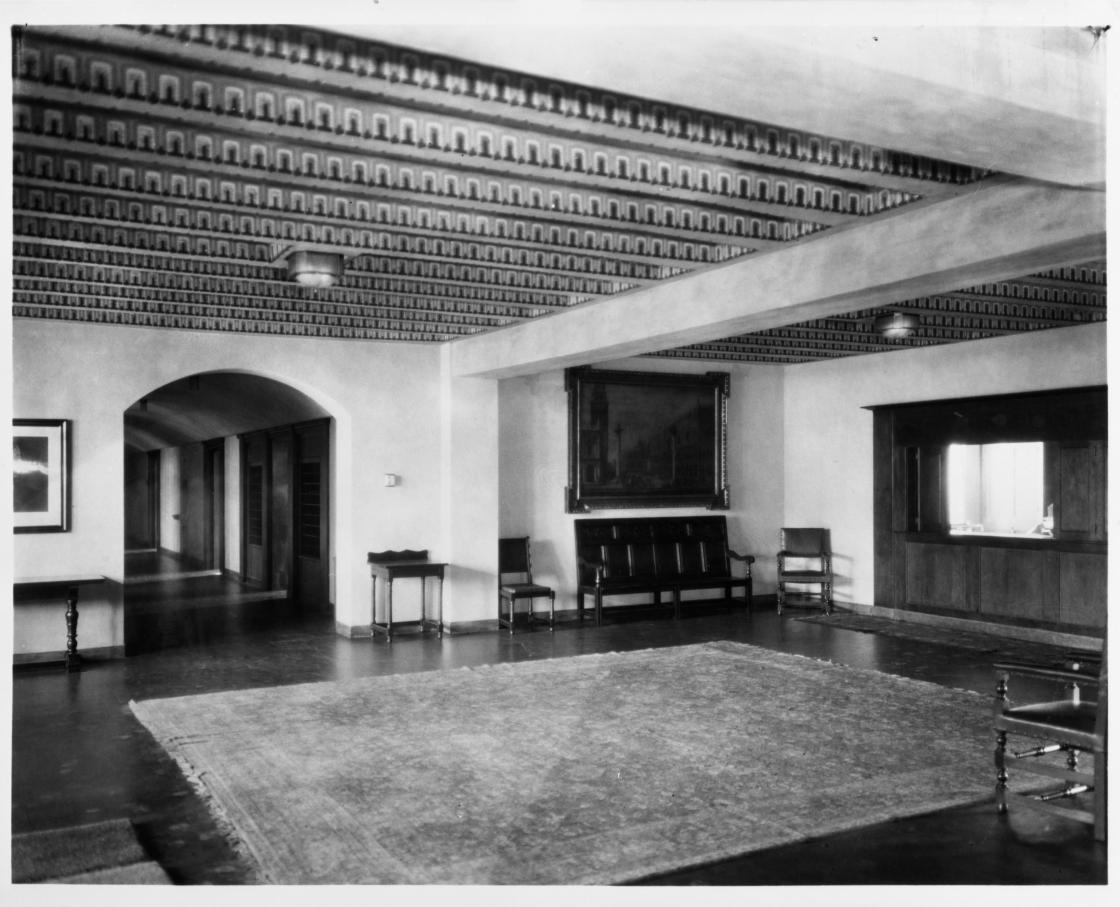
<box><xmin>369</xmin><ymin>23</ymin><xmax>1106</xmax><ymax>188</ymax></box>
<box><xmin>448</xmin><ymin>179</ymin><xmax>1105</xmax><ymax>378</ymax></box>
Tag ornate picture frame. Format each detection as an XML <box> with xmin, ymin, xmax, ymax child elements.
<box><xmin>565</xmin><ymin>368</ymin><xmax>729</xmax><ymax>512</ymax></box>
<box><xmin>13</xmin><ymin>419</ymin><xmax>72</xmax><ymax>533</ymax></box>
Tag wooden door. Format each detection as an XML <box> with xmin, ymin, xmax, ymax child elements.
<box><xmin>294</xmin><ymin>420</ymin><xmax>330</xmax><ymax>612</ymax></box>
<box><xmin>203</xmin><ymin>440</ymin><xmax>225</xmax><ymax>571</ymax></box>
<box><xmin>124</xmin><ymin>447</ymin><xmax>160</xmax><ymax>550</ymax></box>
<box><xmin>241</xmin><ymin>431</ymin><xmax>269</xmax><ymax>587</ymax></box>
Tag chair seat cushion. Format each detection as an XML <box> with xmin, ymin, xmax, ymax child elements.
<box><xmin>779</xmin><ymin>570</ymin><xmax>830</xmax><ymax>581</ymax></box>
<box><xmin>501</xmin><ymin>582</ymin><xmax>552</xmax><ymax>597</ymax></box>
<box><xmin>1004</xmin><ymin>700</ymin><xmax>1099</xmax><ymax>735</ymax></box>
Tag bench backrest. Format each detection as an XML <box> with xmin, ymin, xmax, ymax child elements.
<box><xmin>574</xmin><ymin>516</ymin><xmax>732</xmax><ymax>585</ymax></box>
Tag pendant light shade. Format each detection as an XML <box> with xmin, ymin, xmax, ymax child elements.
<box><xmin>287</xmin><ymin>250</ymin><xmax>343</xmax><ymax>288</ymax></box>
<box><xmin>875</xmin><ymin>312</ymin><xmax>919</xmax><ymax>339</ymax></box>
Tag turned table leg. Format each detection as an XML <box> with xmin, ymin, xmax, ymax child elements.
<box><xmin>64</xmin><ymin>584</ymin><xmax>81</xmax><ymax>672</ymax></box>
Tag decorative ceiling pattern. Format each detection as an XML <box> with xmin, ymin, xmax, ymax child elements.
<box><xmin>11</xmin><ymin>24</ymin><xmax>1106</xmax><ymax>361</ymax></box>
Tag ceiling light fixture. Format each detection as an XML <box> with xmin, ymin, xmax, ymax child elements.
<box><xmin>287</xmin><ymin>250</ymin><xmax>343</xmax><ymax>288</ymax></box>
<box><xmin>875</xmin><ymin>312</ymin><xmax>919</xmax><ymax>339</ymax></box>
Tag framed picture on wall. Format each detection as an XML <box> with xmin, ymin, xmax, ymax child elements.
<box><xmin>13</xmin><ymin>419</ymin><xmax>71</xmax><ymax>533</ymax></box>
<box><xmin>565</xmin><ymin>368</ymin><xmax>730</xmax><ymax>512</ymax></box>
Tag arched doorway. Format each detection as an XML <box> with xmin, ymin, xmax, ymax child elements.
<box><xmin>123</xmin><ymin>371</ymin><xmax>334</xmax><ymax>653</ymax></box>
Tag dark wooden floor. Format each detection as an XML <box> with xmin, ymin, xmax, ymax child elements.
<box><xmin>10</xmin><ymin>557</ymin><xmax>1107</xmax><ymax>886</ymax></box>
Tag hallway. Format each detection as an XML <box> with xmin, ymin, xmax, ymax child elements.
<box><xmin>123</xmin><ymin>550</ymin><xmax>292</xmax><ymax>655</ymax></box>
<box><xmin>11</xmin><ymin>595</ymin><xmax>1106</xmax><ymax>886</ymax></box>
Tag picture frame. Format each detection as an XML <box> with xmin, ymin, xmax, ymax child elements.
<box><xmin>13</xmin><ymin>419</ymin><xmax>71</xmax><ymax>533</ymax></box>
<box><xmin>565</xmin><ymin>368</ymin><xmax>729</xmax><ymax>512</ymax></box>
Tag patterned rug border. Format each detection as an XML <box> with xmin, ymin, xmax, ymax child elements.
<box><xmin>130</xmin><ymin>641</ymin><xmax>994</xmax><ymax>885</ymax></box>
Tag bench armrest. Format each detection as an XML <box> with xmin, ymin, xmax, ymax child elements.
<box><xmin>728</xmin><ymin>549</ymin><xmax>755</xmax><ymax>574</ymax></box>
<box><xmin>576</xmin><ymin>554</ymin><xmax>606</xmax><ymax>585</ymax></box>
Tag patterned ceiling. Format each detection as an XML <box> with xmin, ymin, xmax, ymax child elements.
<box><xmin>11</xmin><ymin>24</ymin><xmax>1106</xmax><ymax>364</ymax></box>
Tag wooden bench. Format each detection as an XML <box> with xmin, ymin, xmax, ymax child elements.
<box><xmin>574</xmin><ymin>516</ymin><xmax>754</xmax><ymax>626</ymax></box>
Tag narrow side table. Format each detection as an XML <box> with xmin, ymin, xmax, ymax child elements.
<box><xmin>14</xmin><ymin>574</ymin><xmax>107</xmax><ymax>671</ymax></box>
<box><xmin>367</xmin><ymin>550</ymin><xmax>447</xmax><ymax>643</ymax></box>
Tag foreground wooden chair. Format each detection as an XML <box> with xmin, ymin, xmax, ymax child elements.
<box><xmin>994</xmin><ymin>646</ymin><xmax>1107</xmax><ymax>841</ymax></box>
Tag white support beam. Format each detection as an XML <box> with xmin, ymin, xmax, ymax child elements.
<box><xmin>449</xmin><ymin>179</ymin><xmax>1105</xmax><ymax>378</ymax></box>
<box><xmin>370</xmin><ymin>23</ymin><xmax>1105</xmax><ymax>188</ymax></box>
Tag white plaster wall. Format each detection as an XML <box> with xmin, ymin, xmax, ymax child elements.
<box><xmin>12</xmin><ymin>319</ymin><xmax>458</xmax><ymax>655</ymax></box>
<box><xmin>440</xmin><ymin>349</ymin><xmax>501</xmax><ymax>625</ymax></box>
<box><xmin>158</xmin><ymin>446</ymin><xmax>181</xmax><ymax>553</ymax></box>
<box><xmin>497</xmin><ymin>358</ymin><xmax>786</xmax><ymax>609</ymax></box>
<box><xmin>224</xmin><ymin>434</ymin><xmax>242</xmax><ymax>574</ymax></box>
<box><xmin>782</xmin><ymin>322</ymin><xmax>1107</xmax><ymax>607</ymax></box>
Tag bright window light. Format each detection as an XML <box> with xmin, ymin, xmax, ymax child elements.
<box><xmin>947</xmin><ymin>442</ymin><xmax>1048</xmax><ymax>536</ymax></box>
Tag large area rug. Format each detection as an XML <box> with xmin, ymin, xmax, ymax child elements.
<box><xmin>130</xmin><ymin>641</ymin><xmax>993</xmax><ymax>885</ymax></box>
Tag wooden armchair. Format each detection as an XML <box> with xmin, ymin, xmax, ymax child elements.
<box><xmin>776</xmin><ymin>528</ymin><xmax>832</xmax><ymax>615</ymax></box>
<box><xmin>994</xmin><ymin>646</ymin><xmax>1106</xmax><ymax>841</ymax></box>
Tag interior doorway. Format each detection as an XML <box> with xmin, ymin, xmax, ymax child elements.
<box><xmin>123</xmin><ymin>372</ymin><xmax>334</xmax><ymax>653</ymax></box>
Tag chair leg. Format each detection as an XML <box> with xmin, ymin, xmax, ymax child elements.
<box><xmin>776</xmin><ymin>582</ymin><xmax>784</xmax><ymax>615</ymax></box>
<box><xmin>548</xmin><ymin>592</ymin><xmax>555</xmax><ymax>632</ymax></box>
<box><xmin>1094</xmin><ymin>741</ymin><xmax>1107</xmax><ymax>842</ymax></box>
<box><xmin>507</xmin><ymin>594</ymin><xmax>515</xmax><ymax>635</ymax></box>
<box><xmin>995</xmin><ymin>729</ymin><xmax>1009</xmax><ymax>815</ymax></box>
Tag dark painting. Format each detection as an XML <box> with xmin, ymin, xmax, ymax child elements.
<box><xmin>566</xmin><ymin>368</ymin><xmax>729</xmax><ymax>511</ymax></box>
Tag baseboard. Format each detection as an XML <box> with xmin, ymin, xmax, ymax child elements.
<box><xmin>14</xmin><ymin>644</ymin><xmax>126</xmax><ymax>666</ymax></box>
<box><xmin>336</xmin><ymin>618</ymin><xmax>502</xmax><ymax>638</ymax></box>
<box><xmin>444</xmin><ymin>618</ymin><xmax>499</xmax><ymax>636</ymax></box>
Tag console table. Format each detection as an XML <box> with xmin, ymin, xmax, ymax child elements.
<box><xmin>13</xmin><ymin>574</ymin><xmax>107</xmax><ymax>671</ymax></box>
<box><xmin>367</xmin><ymin>550</ymin><xmax>446</xmax><ymax>643</ymax></box>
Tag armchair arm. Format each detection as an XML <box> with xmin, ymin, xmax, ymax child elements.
<box><xmin>994</xmin><ymin>660</ymin><xmax>1100</xmax><ymax>716</ymax></box>
<box><xmin>993</xmin><ymin>662</ymin><xmax>1101</xmax><ymax>686</ymax></box>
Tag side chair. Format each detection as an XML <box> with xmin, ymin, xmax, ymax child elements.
<box><xmin>498</xmin><ymin>537</ymin><xmax>555</xmax><ymax>634</ymax></box>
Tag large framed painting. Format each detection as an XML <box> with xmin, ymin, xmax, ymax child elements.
<box><xmin>13</xmin><ymin>419</ymin><xmax>71</xmax><ymax>533</ymax></box>
<box><xmin>565</xmin><ymin>368</ymin><xmax>729</xmax><ymax>512</ymax></box>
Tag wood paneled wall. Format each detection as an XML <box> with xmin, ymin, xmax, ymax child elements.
<box><xmin>872</xmin><ymin>386</ymin><xmax>1106</xmax><ymax>633</ymax></box>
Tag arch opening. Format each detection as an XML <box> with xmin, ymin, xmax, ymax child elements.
<box><xmin>123</xmin><ymin>371</ymin><xmax>336</xmax><ymax>655</ymax></box>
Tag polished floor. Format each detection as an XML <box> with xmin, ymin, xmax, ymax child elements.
<box><xmin>10</xmin><ymin>560</ymin><xmax>1107</xmax><ymax>886</ymax></box>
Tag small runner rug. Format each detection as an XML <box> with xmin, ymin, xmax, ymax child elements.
<box><xmin>794</xmin><ymin>612</ymin><xmax>1076</xmax><ymax>662</ymax></box>
<box><xmin>12</xmin><ymin>818</ymin><xmax>171</xmax><ymax>884</ymax></box>
<box><xmin>130</xmin><ymin>641</ymin><xmax>993</xmax><ymax>885</ymax></box>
